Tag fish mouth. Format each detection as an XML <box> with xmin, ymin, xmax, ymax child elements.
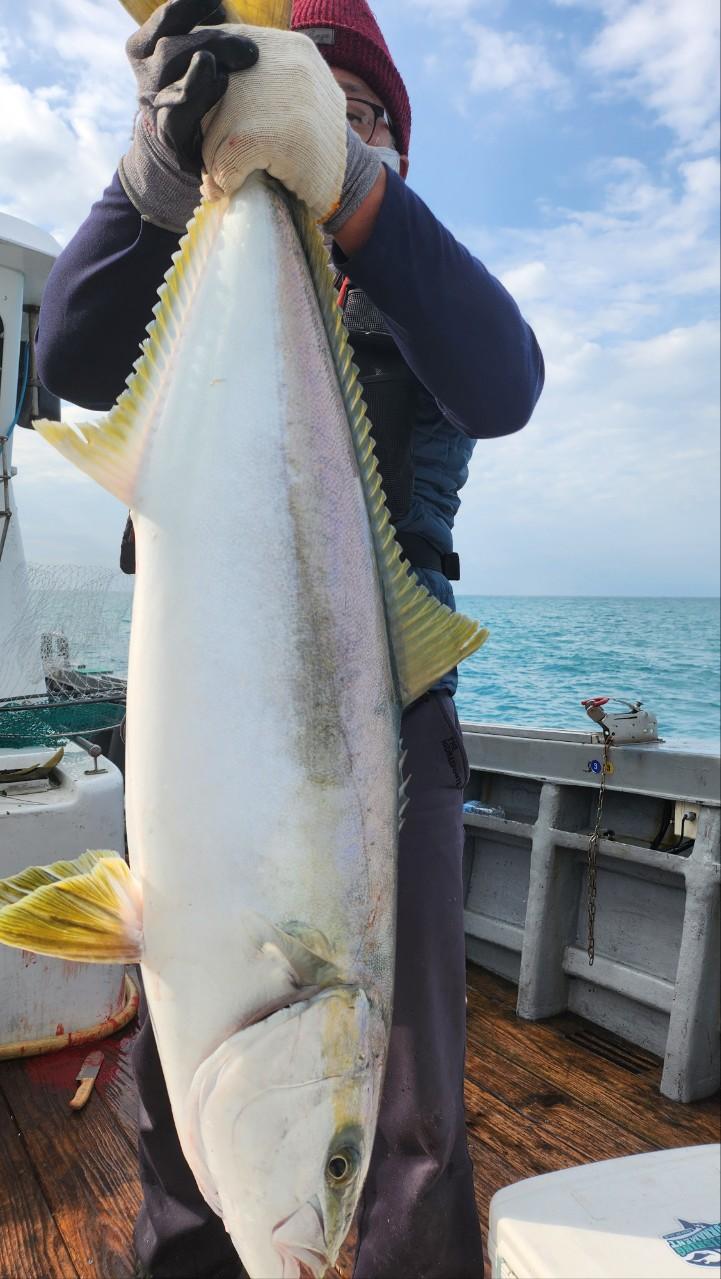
<box><xmin>272</xmin><ymin>1197</ymin><xmax>328</xmax><ymax>1279</ymax></box>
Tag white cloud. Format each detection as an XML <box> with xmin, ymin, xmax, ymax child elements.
<box><xmin>455</xmin><ymin>316</ymin><xmax>720</xmax><ymax>595</ymax></box>
<box><xmin>0</xmin><ymin>0</ymin><xmax>134</xmax><ymax>242</ymax></box>
<box><xmin>0</xmin><ymin>78</ymin><xmax>125</xmax><ymax>241</ymax></box>
<box><xmin>465</xmin><ymin>22</ymin><xmax>569</xmax><ymax>100</ymax></box>
<box><xmin>488</xmin><ymin>153</ymin><xmax>720</xmax><ymax>348</ymax></box>
<box><xmin>399</xmin><ymin>0</ymin><xmax>503</xmax><ymax>16</ymax></box>
<box><xmin>561</xmin><ymin>0</ymin><xmax>720</xmax><ymax>153</ymax></box>
<box><xmin>452</xmin><ymin>132</ymin><xmax>719</xmax><ymax>594</ymax></box>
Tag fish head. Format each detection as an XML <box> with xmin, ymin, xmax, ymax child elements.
<box><xmin>186</xmin><ymin>984</ymin><xmax>385</xmax><ymax>1279</ymax></box>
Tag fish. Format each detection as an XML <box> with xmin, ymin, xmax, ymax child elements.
<box><xmin>0</xmin><ymin>1</ymin><xmax>488</xmax><ymax>1274</ymax></box>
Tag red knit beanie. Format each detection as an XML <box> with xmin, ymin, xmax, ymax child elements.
<box><xmin>291</xmin><ymin>0</ymin><xmax>411</xmax><ymax>155</ymax></box>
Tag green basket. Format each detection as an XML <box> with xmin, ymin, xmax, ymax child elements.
<box><xmin>0</xmin><ymin>701</ymin><xmax>126</xmax><ymax>749</ymax></box>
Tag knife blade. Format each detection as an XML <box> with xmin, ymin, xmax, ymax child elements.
<box><xmin>69</xmin><ymin>1050</ymin><xmax>104</xmax><ymax>1111</ymax></box>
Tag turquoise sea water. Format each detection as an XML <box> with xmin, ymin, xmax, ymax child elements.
<box><xmin>455</xmin><ymin>596</ymin><xmax>720</xmax><ymax>751</ymax></box>
<box><xmin>21</xmin><ymin>578</ymin><xmax>720</xmax><ymax>752</ymax></box>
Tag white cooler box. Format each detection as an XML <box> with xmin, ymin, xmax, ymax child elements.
<box><xmin>489</xmin><ymin>1145</ymin><xmax>721</xmax><ymax>1278</ymax></box>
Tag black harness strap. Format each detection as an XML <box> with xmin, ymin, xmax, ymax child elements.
<box><xmin>396</xmin><ymin>532</ymin><xmax>461</xmax><ymax>581</ymax></box>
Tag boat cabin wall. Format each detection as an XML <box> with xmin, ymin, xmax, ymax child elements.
<box><xmin>461</xmin><ymin>725</ymin><xmax>721</xmax><ymax>1104</ymax></box>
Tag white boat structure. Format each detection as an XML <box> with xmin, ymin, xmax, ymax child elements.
<box><xmin>0</xmin><ymin>213</ymin><xmax>718</xmax><ymax>1279</ymax></box>
<box><xmin>0</xmin><ymin>214</ymin><xmax>134</xmax><ymax>1057</ymax></box>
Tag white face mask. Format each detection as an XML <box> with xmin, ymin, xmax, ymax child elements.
<box><xmin>373</xmin><ymin>146</ymin><xmax>402</xmax><ymax>174</ymax></box>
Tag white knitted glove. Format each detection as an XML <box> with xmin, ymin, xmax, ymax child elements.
<box><xmin>200</xmin><ymin>24</ymin><xmax>347</xmax><ymax>221</ymax></box>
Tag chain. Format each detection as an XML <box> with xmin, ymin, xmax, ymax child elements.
<box><xmin>587</xmin><ymin>727</ymin><xmax>612</xmax><ymax>965</ymax></box>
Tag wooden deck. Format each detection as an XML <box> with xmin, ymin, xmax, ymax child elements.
<box><xmin>1</xmin><ymin>964</ymin><xmax>718</xmax><ymax>1279</ymax></box>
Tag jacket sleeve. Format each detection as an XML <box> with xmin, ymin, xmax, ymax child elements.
<box><xmin>334</xmin><ymin>169</ymin><xmax>545</xmax><ymax>439</ymax></box>
<box><xmin>36</xmin><ymin>172</ymin><xmax>182</xmax><ymax>411</ymax></box>
<box><xmin>38</xmin><ymin>168</ymin><xmax>544</xmax><ymax>436</ymax></box>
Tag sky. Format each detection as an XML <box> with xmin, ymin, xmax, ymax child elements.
<box><xmin>1</xmin><ymin>0</ymin><xmax>719</xmax><ymax>595</ymax></box>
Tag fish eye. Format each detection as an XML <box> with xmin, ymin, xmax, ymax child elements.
<box><xmin>326</xmin><ymin>1146</ymin><xmax>359</xmax><ymax>1187</ymax></box>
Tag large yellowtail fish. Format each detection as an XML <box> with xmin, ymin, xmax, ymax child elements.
<box><xmin>0</xmin><ymin>1</ymin><xmax>487</xmax><ymax>1274</ymax></box>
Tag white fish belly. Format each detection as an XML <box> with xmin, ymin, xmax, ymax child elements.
<box><xmin>124</xmin><ymin>181</ymin><xmax>399</xmax><ymax>1116</ymax></box>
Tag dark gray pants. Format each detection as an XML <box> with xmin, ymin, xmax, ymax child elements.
<box><xmin>132</xmin><ymin>690</ymin><xmax>484</xmax><ymax>1279</ymax></box>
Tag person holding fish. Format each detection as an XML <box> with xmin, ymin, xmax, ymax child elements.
<box><xmin>35</xmin><ymin>1</ymin><xmax>544</xmax><ymax>1275</ymax></box>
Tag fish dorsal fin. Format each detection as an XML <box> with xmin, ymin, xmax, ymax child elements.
<box><xmin>35</xmin><ymin>197</ymin><xmax>228</xmax><ymax>507</ymax></box>
<box><xmin>0</xmin><ymin>851</ymin><xmax>143</xmax><ymax>963</ymax></box>
<box><xmin>287</xmin><ymin>198</ymin><xmax>490</xmax><ymax>708</ymax></box>
<box><xmin>119</xmin><ymin>0</ymin><xmax>291</xmax><ymax>28</ymax></box>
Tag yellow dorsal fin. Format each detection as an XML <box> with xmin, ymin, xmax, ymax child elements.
<box><xmin>119</xmin><ymin>0</ymin><xmax>291</xmax><ymax>27</ymax></box>
<box><xmin>287</xmin><ymin>196</ymin><xmax>490</xmax><ymax>708</ymax></box>
<box><xmin>35</xmin><ymin>196</ymin><xmax>228</xmax><ymax>505</ymax></box>
<box><xmin>0</xmin><ymin>851</ymin><xmax>143</xmax><ymax>964</ymax></box>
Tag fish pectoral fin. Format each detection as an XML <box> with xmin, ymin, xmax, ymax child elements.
<box><xmin>276</xmin><ymin>920</ymin><xmax>335</xmax><ymax>964</ymax></box>
<box><xmin>260</xmin><ymin>920</ymin><xmax>339</xmax><ymax>990</ymax></box>
<box><xmin>0</xmin><ymin>851</ymin><xmax>143</xmax><ymax>963</ymax></box>
<box><xmin>244</xmin><ymin>914</ymin><xmax>339</xmax><ymax>992</ymax></box>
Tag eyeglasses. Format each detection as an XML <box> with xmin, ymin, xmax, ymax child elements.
<box><xmin>345</xmin><ymin>96</ymin><xmax>394</xmax><ymax>146</ymax></box>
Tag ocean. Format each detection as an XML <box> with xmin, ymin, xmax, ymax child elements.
<box><xmin>17</xmin><ymin>574</ymin><xmax>721</xmax><ymax>752</ymax></box>
<box><xmin>455</xmin><ymin>596</ymin><xmax>720</xmax><ymax>751</ymax></box>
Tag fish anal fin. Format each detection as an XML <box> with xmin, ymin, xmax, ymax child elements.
<box><xmin>0</xmin><ymin>851</ymin><xmax>143</xmax><ymax>964</ymax></box>
<box><xmin>385</xmin><ymin>569</ymin><xmax>490</xmax><ymax>709</ymax></box>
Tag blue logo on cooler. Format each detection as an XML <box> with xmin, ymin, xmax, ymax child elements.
<box><xmin>663</xmin><ymin>1221</ymin><xmax>721</xmax><ymax>1267</ymax></box>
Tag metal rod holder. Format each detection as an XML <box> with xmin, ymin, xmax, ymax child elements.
<box><xmin>71</xmin><ymin>735</ymin><xmax>108</xmax><ymax>776</ymax></box>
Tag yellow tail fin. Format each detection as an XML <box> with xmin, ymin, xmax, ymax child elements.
<box><xmin>119</xmin><ymin>0</ymin><xmax>292</xmax><ymax>27</ymax></box>
<box><xmin>0</xmin><ymin>851</ymin><xmax>143</xmax><ymax>964</ymax></box>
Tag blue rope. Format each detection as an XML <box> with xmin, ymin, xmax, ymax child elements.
<box><xmin>6</xmin><ymin>342</ymin><xmax>31</xmax><ymax>440</ymax></box>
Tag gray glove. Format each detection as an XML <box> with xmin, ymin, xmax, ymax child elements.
<box><xmin>119</xmin><ymin>0</ymin><xmax>259</xmax><ymax>233</ymax></box>
<box><xmin>324</xmin><ymin>126</ymin><xmax>383</xmax><ymax>238</ymax></box>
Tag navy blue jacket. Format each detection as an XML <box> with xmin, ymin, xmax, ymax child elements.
<box><xmin>37</xmin><ymin>167</ymin><xmax>544</xmax><ymax>691</ymax></box>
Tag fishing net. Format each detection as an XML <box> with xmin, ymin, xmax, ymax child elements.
<box><xmin>0</xmin><ymin>564</ymin><xmax>131</xmax><ymax>749</ymax></box>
